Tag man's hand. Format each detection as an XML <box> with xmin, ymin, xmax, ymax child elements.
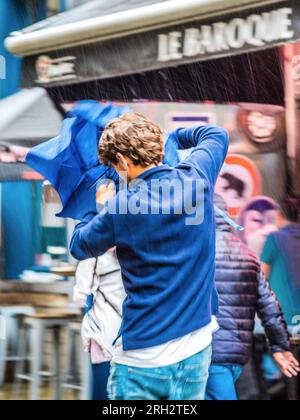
<box><xmin>96</xmin><ymin>182</ymin><xmax>116</xmax><ymax>206</ymax></box>
<box><xmin>273</xmin><ymin>352</ymin><xmax>300</xmax><ymax>378</ymax></box>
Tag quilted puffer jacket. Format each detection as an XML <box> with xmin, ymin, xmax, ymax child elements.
<box><xmin>212</xmin><ymin>213</ymin><xmax>290</xmax><ymax>366</ymax></box>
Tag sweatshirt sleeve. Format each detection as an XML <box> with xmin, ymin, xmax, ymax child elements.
<box><xmin>171</xmin><ymin>125</ymin><xmax>229</xmax><ymax>186</ymax></box>
<box><xmin>73</xmin><ymin>259</ymin><xmax>96</xmax><ymax>308</ymax></box>
<box><xmin>256</xmin><ymin>272</ymin><xmax>290</xmax><ymax>353</ymax></box>
<box><xmin>70</xmin><ymin>207</ymin><xmax>115</xmax><ymax>261</ymax></box>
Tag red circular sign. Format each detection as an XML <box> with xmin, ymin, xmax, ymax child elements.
<box><xmin>215</xmin><ymin>154</ymin><xmax>262</xmax><ymax>216</ymax></box>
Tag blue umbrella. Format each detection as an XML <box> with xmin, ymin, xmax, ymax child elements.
<box><xmin>26</xmin><ymin>101</ymin><xmax>180</xmax><ymax>221</ymax></box>
<box><xmin>26</xmin><ymin>102</ymin><xmax>128</xmax><ymax>220</ymax></box>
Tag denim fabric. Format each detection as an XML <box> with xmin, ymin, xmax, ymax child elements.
<box><xmin>205</xmin><ymin>364</ymin><xmax>244</xmax><ymax>401</ymax></box>
<box><xmin>108</xmin><ymin>345</ymin><xmax>212</xmax><ymax>400</ymax></box>
<box><xmin>91</xmin><ymin>362</ymin><xmax>111</xmax><ymax>400</ymax></box>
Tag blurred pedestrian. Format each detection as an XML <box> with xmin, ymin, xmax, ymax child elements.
<box><xmin>74</xmin><ymin>250</ymin><xmax>125</xmax><ymax>400</ymax></box>
<box><xmin>205</xmin><ymin>196</ymin><xmax>299</xmax><ymax>401</ymax></box>
<box><xmin>238</xmin><ymin>196</ymin><xmax>278</xmax><ymax>256</ymax></box>
<box><xmin>261</xmin><ymin>198</ymin><xmax>300</xmax><ymax>327</ymax></box>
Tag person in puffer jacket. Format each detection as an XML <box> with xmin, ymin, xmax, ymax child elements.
<box><xmin>205</xmin><ymin>196</ymin><xmax>299</xmax><ymax>401</ymax></box>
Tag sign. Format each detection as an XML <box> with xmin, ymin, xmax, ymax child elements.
<box><xmin>158</xmin><ymin>7</ymin><xmax>294</xmax><ymax>63</ymax></box>
<box><xmin>21</xmin><ymin>0</ymin><xmax>300</xmax><ymax>88</ymax></box>
<box><xmin>165</xmin><ymin>112</ymin><xmax>217</xmax><ymax>160</ymax></box>
<box><xmin>215</xmin><ymin>154</ymin><xmax>262</xmax><ymax>216</ymax></box>
<box><xmin>165</xmin><ymin>112</ymin><xmax>216</xmax><ymax>131</ymax></box>
<box><xmin>35</xmin><ymin>55</ymin><xmax>77</xmax><ymax>84</ymax></box>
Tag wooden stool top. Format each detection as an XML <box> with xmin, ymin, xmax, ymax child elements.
<box><xmin>25</xmin><ymin>312</ymin><xmax>80</xmax><ymax>320</ymax></box>
<box><xmin>51</xmin><ymin>266</ymin><xmax>77</xmax><ymax>276</ymax></box>
<box><xmin>0</xmin><ymin>292</ymin><xmax>69</xmax><ymax>308</ymax></box>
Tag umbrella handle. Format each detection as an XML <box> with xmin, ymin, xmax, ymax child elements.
<box><xmin>87</xmin><ymin>167</ymin><xmax>113</xmax><ymax>190</ymax></box>
<box><xmin>214</xmin><ymin>205</ymin><xmax>245</xmax><ymax>232</ymax></box>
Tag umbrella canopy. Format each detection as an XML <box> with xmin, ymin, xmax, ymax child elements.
<box><xmin>26</xmin><ymin>101</ymin><xmax>128</xmax><ymax>220</ymax></box>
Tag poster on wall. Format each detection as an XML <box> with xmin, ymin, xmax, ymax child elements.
<box><xmin>215</xmin><ymin>154</ymin><xmax>262</xmax><ymax>217</ymax></box>
<box><xmin>165</xmin><ymin>113</ymin><xmax>217</xmax><ymax>131</ymax></box>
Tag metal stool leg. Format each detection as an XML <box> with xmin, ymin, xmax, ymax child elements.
<box><xmin>52</xmin><ymin>326</ymin><xmax>62</xmax><ymax>400</ymax></box>
<box><xmin>0</xmin><ymin>311</ymin><xmax>8</xmax><ymax>386</ymax></box>
<box><xmin>13</xmin><ymin>317</ymin><xmax>28</xmax><ymax>400</ymax></box>
<box><xmin>62</xmin><ymin>326</ymin><xmax>73</xmax><ymax>399</ymax></box>
<box><xmin>0</xmin><ymin>307</ymin><xmax>35</xmax><ymax>389</ymax></box>
<box><xmin>30</xmin><ymin>320</ymin><xmax>44</xmax><ymax>400</ymax></box>
<box><xmin>0</xmin><ymin>334</ymin><xmax>8</xmax><ymax>387</ymax></box>
<box><xmin>72</xmin><ymin>329</ymin><xmax>81</xmax><ymax>400</ymax></box>
<box><xmin>81</xmin><ymin>351</ymin><xmax>91</xmax><ymax>401</ymax></box>
<box><xmin>63</xmin><ymin>322</ymin><xmax>87</xmax><ymax>400</ymax></box>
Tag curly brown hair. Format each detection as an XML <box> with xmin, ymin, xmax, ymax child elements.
<box><xmin>98</xmin><ymin>113</ymin><xmax>164</xmax><ymax>167</ymax></box>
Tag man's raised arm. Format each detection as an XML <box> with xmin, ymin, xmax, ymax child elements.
<box><xmin>170</xmin><ymin>125</ymin><xmax>229</xmax><ymax>186</ymax></box>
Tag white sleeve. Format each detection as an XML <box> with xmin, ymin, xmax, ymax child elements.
<box><xmin>73</xmin><ymin>258</ymin><xmax>96</xmax><ymax>308</ymax></box>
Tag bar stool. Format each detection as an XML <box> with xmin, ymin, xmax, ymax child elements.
<box><xmin>0</xmin><ymin>305</ymin><xmax>35</xmax><ymax>386</ymax></box>
<box><xmin>14</xmin><ymin>312</ymin><xmax>78</xmax><ymax>400</ymax></box>
<box><xmin>63</xmin><ymin>321</ymin><xmax>90</xmax><ymax>400</ymax></box>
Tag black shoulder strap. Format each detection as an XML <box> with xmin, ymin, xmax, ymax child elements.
<box><xmin>93</xmin><ymin>257</ymin><xmax>122</xmax><ymax>318</ymax></box>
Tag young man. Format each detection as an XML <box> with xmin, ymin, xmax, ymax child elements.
<box><xmin>206</xmin><ymin>196</ymin><xmax>299</xmax><ymax>401</ymax></box>
<box><xmin>70</xmin><ymin>113</ymin><xmax>229</xmax><ymax>400</ymax></box>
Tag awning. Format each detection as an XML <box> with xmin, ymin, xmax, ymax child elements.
<box><xmin>0</xmin><ymin>87</ymin><xmax>63</xmax><ymax>147</ymax></box>
<box><xmin>5</xmin><ymin>0</ymin><xmax>300</xmax><ymax>89</ymax></box>
<box><xmin>0</xmin><ymin>87</ymin><xmax>62</xmax><ymax>181</ymax></box>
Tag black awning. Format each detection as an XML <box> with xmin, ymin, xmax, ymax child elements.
<box><xmin>18</xmin><ymin>0</ymin><xmax>300</xmax><ymax>89</ymax></box>
<box><xmin>47</xmin><ymin>47</ymin><xmax>284</xmax><ymax>105</ymax></box>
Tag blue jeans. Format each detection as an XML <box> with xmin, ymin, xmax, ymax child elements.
<box><xmin>205</xmin><ymin>364</ymin><xmax>243</xmax><ymax>400</ymax></box>
<box><xmin>91</xmin><ymin>362</ymin><xmax>111</xmax><ymax>400</ymax></box>
<box><xmin>108</xmin><ymin>345</ymin><xmax>212</xmax><ymax>400</ymax></box>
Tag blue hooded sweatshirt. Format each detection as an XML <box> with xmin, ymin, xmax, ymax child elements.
<box><xmin>70</xmin><ymin>125</ymin><xmax>229</xmax><ymax>351</ymax></box>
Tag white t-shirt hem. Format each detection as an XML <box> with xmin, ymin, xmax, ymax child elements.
<box><xmin>112</xmin><ymin>316</ymin><xmax>219</xmax><ymax>368</ymax></box>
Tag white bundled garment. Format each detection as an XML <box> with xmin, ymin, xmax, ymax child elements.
<box><xmin>74</xmin><ymin>251</ymin><xmax>126</xmax><ymax>360</ymax></box>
